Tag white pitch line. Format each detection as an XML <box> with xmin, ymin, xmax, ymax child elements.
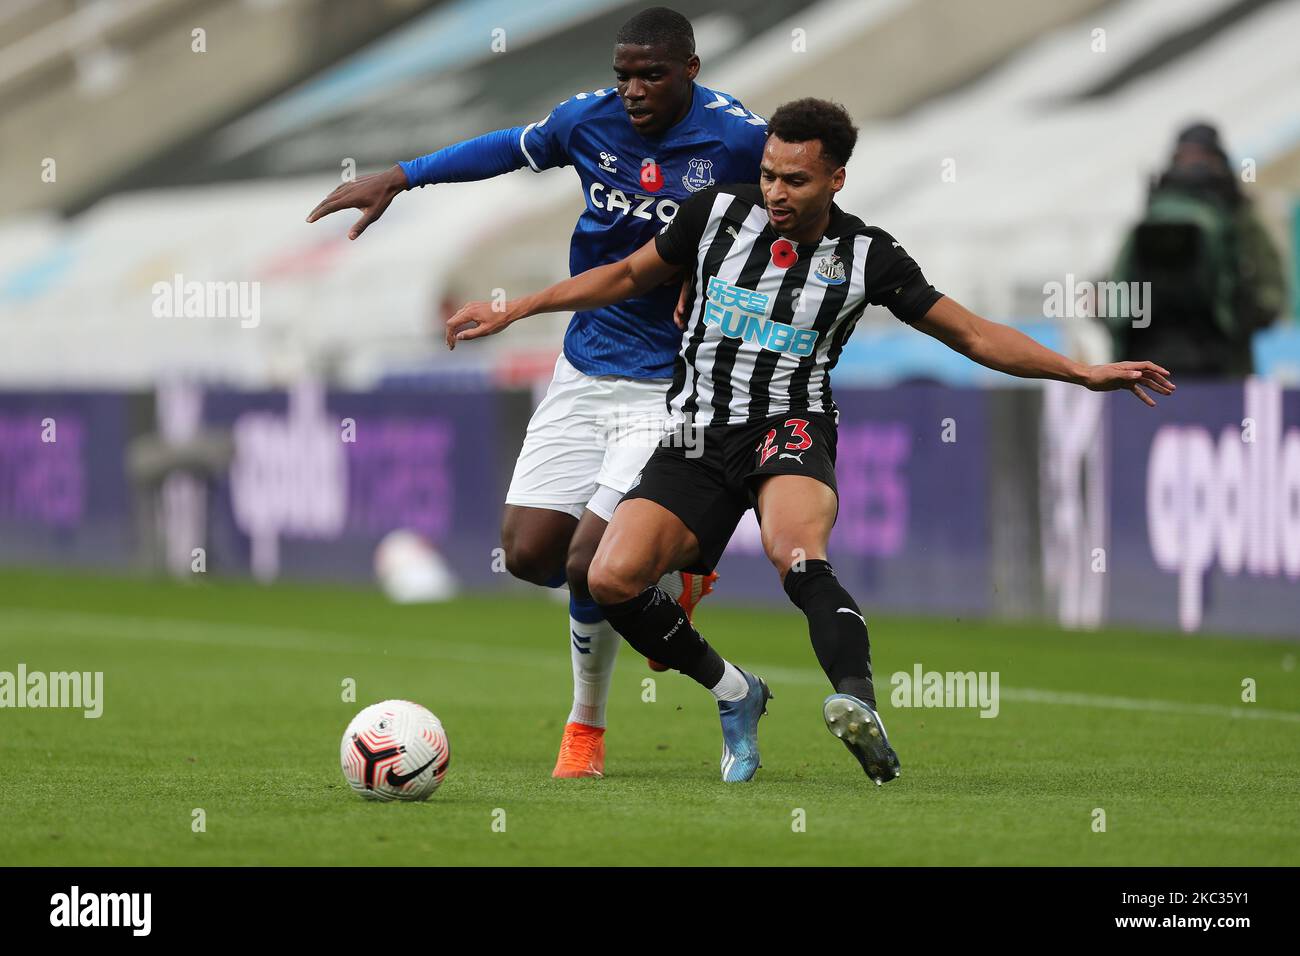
<box><xmin>3</xmin><ymin>608</ymin><xmax>1299</xmax><ymax>725</ymax></box>
<box><xmin>750</xmin><ymin>665</ymin><xmax>1300</xmax><ymax>724</ymax></box>
<box><xmin>996</xmin><ymin>686</ymin><xmax>1300</xmax><ymax>724</ymax></box>
<box><xmin>0</xmin><ymin>608</ymin><xmax>553</xmax><ymax>670</ymax></box>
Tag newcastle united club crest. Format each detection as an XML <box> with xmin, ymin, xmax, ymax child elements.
<box><xmin>813</xmin><ymin>253</ymin><xmax>847</xmax><ymax>285</ymax></box>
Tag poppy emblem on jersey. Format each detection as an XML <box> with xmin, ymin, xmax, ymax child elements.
<box><xmin>640</xmin><ymin>160</ymin><xmax>663</xmax><ymax>192</ymax></box>
<box><xmin>770</xmin><ymin>239</ymin><xmax>797</xmax><ymax>269</ymax></box>
<box><xmin>682</xmin><ymin>157</ymin><xmax>715</xmax><ymax>192</ymax></box>
<box><xmin>813</xmin><ymin>254</ymin><xmax>846</xmax><ymax>285</ymax></box>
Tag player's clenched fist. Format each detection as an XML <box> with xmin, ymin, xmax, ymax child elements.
<box><xmin>445</xmin><ymin>301</ymin><xmax>515</xmax><ymax>350</ymax></box>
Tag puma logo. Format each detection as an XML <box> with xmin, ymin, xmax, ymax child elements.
<box><xmin>778</xmin><ymin>452</ymin><xmax>805</xmax><ymax>463</ymax></box>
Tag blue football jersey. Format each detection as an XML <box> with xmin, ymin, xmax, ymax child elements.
<box><xmin>520</xmin><ymin>81</ymin><xmax>768</xmax><ymax>378</ymax></box>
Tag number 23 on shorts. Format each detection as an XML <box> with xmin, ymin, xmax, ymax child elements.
<box><xmin>756</xmin><ymin>417</ymin><xmax>813</xmax><ymax>466</ymax></box>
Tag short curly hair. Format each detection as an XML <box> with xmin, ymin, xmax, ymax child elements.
<box><xmin>766</xmin><ymin>98</ymin><xmax>859</xmax><ymax>169</ymax></box>
<box><xmin>615</xmin><ymin>7</ymin><xmax>694</xmax><ymax>61</ymax></box>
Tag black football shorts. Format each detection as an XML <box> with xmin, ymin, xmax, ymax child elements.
<box><xmin>620</xmin><ymin>411</ymin><xmax>838</xmax><ymax>573</ymax></box>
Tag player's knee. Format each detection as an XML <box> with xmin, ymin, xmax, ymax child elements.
<box><xmin>587</xmin><ymin>551</ymin><xmax>645</xmax><ymax>606</ymax></box>
<box><xmin>764</xmin><ymin>537</ymin><xmax>816</xmax><ymax>577</ymax></box>
<box><xmin>502</xmin><ymin>539</ymin><xmax>562</xmax><ymax>587</ymax></box>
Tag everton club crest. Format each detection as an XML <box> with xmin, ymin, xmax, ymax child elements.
<box><xmin>682</xmin><ymin>157</ymin><xmax>716</xmax><ymax>192</ymax></box>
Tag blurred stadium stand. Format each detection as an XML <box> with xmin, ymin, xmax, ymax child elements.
<box><xmin>0</xmin><ymin>0</ymin><xmax>440</xmax><ymax>216</ymax></box>
<box><xmin>1</xmin><ymin>0</ymin><xmax>1297</xmax><ymax>390</ymax></box>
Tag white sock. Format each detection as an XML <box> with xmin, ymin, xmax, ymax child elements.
<box><xmin>710</xmin><ymin>660</ymin><xmax>749</xmax><ymax>702</ymax></box>
<box><xmin>568</xmin><ymin>616</ymin><xmax>620</xmax><ymax>727</ymax></box>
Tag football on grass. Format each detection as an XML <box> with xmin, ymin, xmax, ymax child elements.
<box><xmin>341</xmin><ymin>700</ymin><xmax>450</xmax><ymax>801</ymax></box>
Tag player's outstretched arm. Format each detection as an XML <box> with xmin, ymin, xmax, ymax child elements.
<box><xmin>306</xmin><ymin>125</ymin><xmax>536</xmax><ymax>239</ymax></box>
<box><xmin>445</xmin><ymin>239</ymin><xmax>680</xmax><ymax>350</ymax></box>
<box><xmin>913</xmin><ymin>295</ymin><xmax>1175</xmax><ymax>407</ymax></box>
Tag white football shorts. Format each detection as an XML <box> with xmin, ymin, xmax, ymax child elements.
<box><xmin>505</xmin><ymin>354</ymin><xmax>673</xmax><ymax>522</ymax></box>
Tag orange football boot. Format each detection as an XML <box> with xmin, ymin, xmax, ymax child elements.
<box><xmin>648</xmin><ymin>570</ymin><xmax>719</xmax><ymax>672</ymax></box>
<box><xmin>551</xmin><ymin>722</ymin><xmax>606</xmax><ymax>778</ymax></box>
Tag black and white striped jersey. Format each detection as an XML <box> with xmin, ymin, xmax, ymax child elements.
<box><xmin>654</xmin><ymin>183</ymin><xmax>943</xmax><ymax>426</ymax></box>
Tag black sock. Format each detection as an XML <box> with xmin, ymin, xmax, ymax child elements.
<box><xmin>783</xmin><ymin>560</ymin><xmax>876</xmax><ymax>708</ymax></box>
<box><xmin>599</xmin><ymin>586</ymin><xmax>725</xmax><ymax>690</ymax></box>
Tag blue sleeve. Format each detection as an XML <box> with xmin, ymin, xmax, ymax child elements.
<box><xmin>398</xmin><ymin>127</ymin><xmax>530</xmax><ymax>187</ymax></box>
<box><xmin>518</xmin><ymin>98</ymin><xmax>581</xmax><ymax>172</ymax></box>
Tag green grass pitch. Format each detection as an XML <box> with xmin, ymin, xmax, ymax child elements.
<box><xmin>1</xmin><ymin>568</ymin><xmax>1297</xmax><ymax>866</ymax></box>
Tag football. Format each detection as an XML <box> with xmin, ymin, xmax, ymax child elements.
<box><xmin>340</xmin><ymin>700</ymin><xmax>451</xmax><ymax>802</ymax></box>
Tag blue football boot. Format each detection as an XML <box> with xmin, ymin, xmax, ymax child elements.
<box><xmin>717</xmin><ymin>670</ymin><xmax>772</xmax><ymax>782</ymax></box>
